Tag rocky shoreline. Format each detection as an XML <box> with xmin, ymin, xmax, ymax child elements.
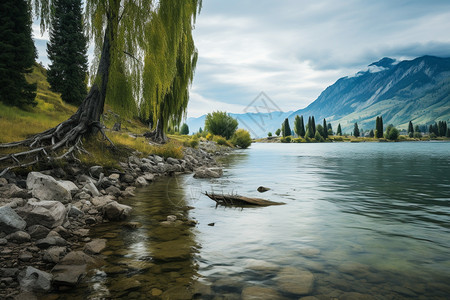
<box><xmin>0</xmin><ymin>140</ymin><xmax>229</xmax><ymax>299</ymax></box>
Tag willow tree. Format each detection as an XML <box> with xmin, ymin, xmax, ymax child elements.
<box><xmin>0</xmin><ymin>0</ymin><xmax>201</xmax><ymax>173</ymax></box>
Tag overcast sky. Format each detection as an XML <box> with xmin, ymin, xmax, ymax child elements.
<box><xmin>33</xmin><ymin>0</ymin><xmax>450</xmax><ymax>117</ymax></box>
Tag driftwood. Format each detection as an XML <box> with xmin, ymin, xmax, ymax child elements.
<box><xmin>204</xmin><ymin>192</ymin><xmax>285</xmax><ymax>207</ymax></box>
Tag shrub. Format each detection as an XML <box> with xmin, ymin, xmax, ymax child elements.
<box><xmin>280</xmin><ymin>136</ymin><xmax>291</xmax><ymax>143</ymax></box>
<box><xmin>231</xmin><ymin>129</ymin><xmax>252</xmax><ymax>148</ymax></box>
<box><xmin>204</xmin><ymin>111</ymin><xmax>238</xmax><ymax>139</ymax></box>
<box><xmin>189</xmin><ymin>137</ymin><xmax>199</xmax><ymax>148</ymax></box>
<box><xmin>206</xmin><ymin>133</ymin><xmax>213</xmax><ymax>141</ymax></box>
<box><xmin>268</xmin><ymin>132</ymin><xmax>272</xmax><ymax>137</ymax></box>
<box><xmin>292</xmin><ymin>137</ymin><xmax>303</xmax><ymax>143</ymax></box>
<box><xmin>413</xmin><ymin>132</ymin><xmax>422</xmax><ymax>138</ymax></box>
<box><xmin>385</xmin><ymin>125</ymin><xmax>399</xmax><ymax>140</ymax></box>
<box><xmin>214</xmin><ymin>135</ymin><xmax>228</xmax><ymax>146</ymax></box>
<box><xmin>314</xmin><ymin>130</ymin><xmax>324</xmax><ymax>142</ymax></box>
<box><xmin>275</xmin><ymin>129</ymin><xmax>281</xmax><ymax>136</ymax></box>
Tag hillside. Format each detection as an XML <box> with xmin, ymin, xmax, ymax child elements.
<box><xmin>289</xmin><ymin>55</ymin><xmax>450</xmax><ymax>133</ymax></box>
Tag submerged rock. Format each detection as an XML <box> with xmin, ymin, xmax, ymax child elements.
<box><xmin>241</xmin><ymin>286</ymin><xmax>282</xmax><ymax>300</ymax></box>
<box><xmin>276</xmin><ymin>267</ymin><xmax>314</xmax><ymax>295</ymax></box>
<box><xmin>84</xmin><ymin>239</ymin><xmax>106</xmax><ymax>255</ymax></box>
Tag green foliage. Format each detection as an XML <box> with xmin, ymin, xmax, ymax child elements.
<box><xmin>214</xmin><ymin>136</ymin><xmax>228</xmax><ymax>146</ymax></box>
<box><xmin>231</xmin><ymin>129</ymin><xmax>252</xmax><ymax>149</ymax></box>
<box><xmin>376</xmin><ymin>116</ymin><xmax>384</xmax><ymax>138</ymax></box>
<box><xmin>353</xmin><ymin>122</ymin><xmax>360</xmax><ymax>137</ymax></box>
<box><xmin>314</xmin><ymin>130</ymin><xmax>324</xmax><ymax>142</ymax></box>
<box><xmin>294</xmin><ymin>115</ymin><xmax>305</xmax><ymax>137</ymax></box>
<box><xmin>336</xmin><ymin>123</ymin><xmax>342</xmax><ymax>136</ymax></box>
<box><xmin>385</xmin><ymin>124</ymin><xmax>399</xmax><ymax>140</ymax></box>
<box><xmin>327</xmin><ymin>123</ymin><xmax>333</xmax><ymax>135</ymax></box>
<box><xmin>189</xmin><ymin>137</ymin><xmax>199</xmax><ymax>148</ymax></box>
<box><xmin>204</xmin><ymin>111</ymin><xmax>238</xmax><ymax>139</ymax></box>
<box><xmin>275</xmin><ymin>128</ymin><xmax>281</xmax><ymax>136</ymax></box>
<box><xmin>280</xmin><ymin>136</ymin><xmax>291</xmax><ymax>143</ymax></box>
<box><xmin>267</xmin><ymin>132</ymin><xmax>272</xmax><ymax>137</ymax></box>
<box><xmin>414</xmin><ymin>132</ymin><xmax>422</xmax><ymax>138</ymax></box>
<box><xmin>316</xmin><ymin>124</ymin><xmax>325</xmax><ymax>138</ymax></box>
<box><xmin>408</xmin><ymin>121</ymin><xmax>414</xmax><ymax>134</ymax></box>
<box><xmin>199</xmin><ymin>127</ymin><xmax>203</xmax><ymax>133</ymax></box>
<box><xmin>322</xmin><ymin>119</ymin><xmax>328</xmax><ymax>139</ymax></box>
<box><xmin>180</xmin><ymin>123</ymin><xmax>189</xmax><ymax>135</ymax></box>
<box><xmin>369</xmin><ymin>129</ymin><xmax>374</xmax><ymax>138</ymax></box>
<box><xmin>47</xmin><ymin>0</ymin><xmax>88</xmax><ymax>105</ymax></box>
<box><xmin>282</xmin><ymin>118</ymin><xmax>291</xmax><ymax>137</ymax></box>
<box><xmin>447</xmin><ymin>127</ymin><xmax>450</xmax><ymax>138</ymax></box>
<box><xmin>0</xmin><ymin>0</ymin><xmax>37</xmax><ymax>107</ymax></box>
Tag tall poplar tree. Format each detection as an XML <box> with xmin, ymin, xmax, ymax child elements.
<box><xmin>294</xmin><ymin>115</ymin><xmax>305</xmax><ymax>137</ymax></box>
<box><xmin>0</xmin><ymin>0</ymin><xmax>37</xmax><ymax>107</ymax></box>
<box><xmin>47</xmin><ymin>0</ymin><xmax>88</xmax><ymax>105</ymax></box>
<box><xmin>353</xmin><ymin>123</ymin><xmax>360</xmax><ymax>137</ymax></box>
<box><xmin>282</xmin><ymin>118</ymin><xmax>291</xmax><ymax>137</ymax></box>
<box><xmin>408</xmin><ymin>121</ymin><xmax>414</xmax><ymax>134</ymax></box>
<box><xmin>337</xmin><ymin>123</ymin><xmax>342</xmax><ymax>136</ymax></box>
<box><xmin>322</xmin><ymin>118</ymin><xmax>328</xmax><ymax>139</ymax></box>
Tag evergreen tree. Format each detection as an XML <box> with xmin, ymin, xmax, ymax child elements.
<box><xmin>337</xmin><ymin>123</ymin><xmax>342</xmax><ymax>136</ymax></box>
<box><xmin>275</xmin><ymin>128</ymin><xmax>281</xmax><ymax>136</ymax></box>
<box><xmin>327</xmin><ymin>123</ymin><xmax>333</xmax><ymax>136</ymax></box>
<box><xmin>0</xmin><ymin>0</ymin><xmax>37</xmax><ymax>107</ymax></box>
<box><xmin>432</xmin><ymin>123</ymin><xmax>439</xmax><ymax>136</ymax></box>
<box><xmin>47</xmin><ymin>0</ymin><xmax>88</xmax><ymax>105</ymax></box>
<box><xmin>294</xmin><ymin>115</ymin><xmax>305</xmax><ymax>137</ymax></box>
<box><xmin>322</xmin><ymin>119</ymin><xmax>328</xmax><ymax>139</ymax></box>
<box><xmin>311</xmin><ymin>116</ymin><xmax>316</xmax><ymax>134</ymax></box>
<box><xmin>408</xmin><ymin>121</ymin><xmax>414</xmax><ymax>134</ymax></box>
<box><xmin>353</xmin><ymin>123</ymin><xmax>360</xmax><ymax>137</ymax></box>
<box><xmin>282</xmin><ymin>118</ymin><xmax>291</xmax><ymax>137</ymax></box>
<box><xmin>437</xmin><ymin>121</ymin><xmax>447</xmax><ymax>137</ymax></box>
<box><xmin>429</xmin><ymin>124</ymin><xmax>434</xmax><ymax>134</ymax></box>
<box><xmin>180</xmin><ymin>123</ymin><xmax>189</xmax><ymax>135</ymax></box>
<box><xmin>316</xmin><ymin>124</ymin><xmax>325</xmax><ymax>137</ymax></box>
<box><xmin>369</xmin><ymin>129</ymin><xmax>374</xmax><ymax>138</ymax></box>
<box><xmin>446</xmin><ymin>127</ymin><xmax>450</xmax><ymax>138</ymax></box>
<box><xmin>376</xmin><ymin>116</ymin><xmax>384</xmax><ymax>138</ymax></box>
<box><xmin>199</xmin><ymin>127</ymin><xmax>202</xmax><ymax>133</ymax></box>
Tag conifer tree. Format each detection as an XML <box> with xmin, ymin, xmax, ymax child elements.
<box><xmin>294</xmin><ymin>115</ymin><xmax>305</xmax><ymax>137</ymax></box>
<box><xmin>322</xmin><ymin>119</ymin><xmax>328</xmax><ymax>139</ymax></box>
<box><xmin>311</xmin><ymin>116</ymin><xmax>316</xmax><ymax>134</ymax></box>
<box><xmin>327</xmin><ymin>123</ymin><xmax>333</xmax><ymax>136</ymax></box>
<box><xmin>0</xmin><ymin>0</ymin><xmax>37</xmax><ymax>107</ymax></box>
<box><xmin>376</xmin><ymin>116</ymin><xmax>384</xmax><ymax>138</ymax></box>
<box><xmin>180</xmin><ymin>123</ymin><xmax>189</xmax><ymax>135</ymax></box>
<box><xmin>47</xmin><ymin>0</ymin><xmax>88</xmax><ymax>105</ymax></box>
<box><xmin>337</xmin><ymin>123</ymin><xmax>342</xmax><ymax>136</ymax></box>
<box><xmin>408</xmin><ymin>121</ymin><xmax>414</xmax><ymax>134</ymax></box>
<box><xmin>353</xmin><ymin>123</ymin><xmax>360</xmax><ymax>137</ymax></box>
<box><xmin>282</xmin><ymin>118</ymin><xmax>291</xmax><ymax>137</ymax></box>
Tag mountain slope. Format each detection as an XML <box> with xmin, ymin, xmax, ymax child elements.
<box><xmin>289</xmin><ymin>55</ymin><xmax>450</xmax><ymax>133</ymax></box>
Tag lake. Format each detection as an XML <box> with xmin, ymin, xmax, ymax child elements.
<box><xmin>62</xmin><ymin>142</ymin><xmax>450</xmax><ymax>299</ymax></box>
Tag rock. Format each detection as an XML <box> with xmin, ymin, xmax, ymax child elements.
<box><xmin>83</xmin><ymin>182</ymin><xmax>100</xmax><ymax>197</ymax></box>
<box><xmin>151</xmin><ymin>288</ymin><xmax>163</xmax><ymax>296</ymax></box>
<box><xmin>0</xmin><ymin>267</ymin><xmax>19</xmax><ymax>277</ymax></box>
<box><xmin>17</xmin><ymin>200</ymin><xmax>67</xmax><ymax>229</ymax></box>
<box><xmin>257</xmin><ymin>186</ymin><xmax>270</xmax><ymax>193</ymax></box>
<box><xmin>52</xmin><ymin>264</ymin><xmax>87</xmax><ymax>287</ymax></box>
<box><xmin>339</xmin><ymin>292</ymin><xmax>376</xmax><ymax>300</ymax></box>
<box><xmin>19</xmin><ymin>251</ymin><xmax>33</xmax><ymax>262</ymax></box>
<box><xmin>135</xmin><ymin>176</ymin><xmax>148</xmax><ymax>187</ymax></box>
<box><xmin>73</xmin><ymin>228</ymin><xmax>89</xmax><ymax>237</ymax></box>
<box><xmin>105</xmin><ymin>186</ymin><xmax>121</xmax><ymax>196</ymax></box>
<box><xmin>26</xmin><ymin>172</ymin><xmax>72</xmax><ymax>203</ymax></box>
<box><xmin>6</xmin><ymin>231</ymin><xmax>31</xmax><ymax>243</ymax></box>
<box><xmin>122</xmin><ymin>174</ymin><xmax>135</xmax><ymax>184</ymax></box>
<box><xmin>194</xmin><ymin>167</ymin><xmax>222</xmax><ymax>178</ymax></box>
<box><xmin>337</xmin><ymin>262</ymin><xmax>370</xmax><ymax>277</ymax></box>
<box><xmin>241</xmin><ymin>286</ymin><xmax>282</xmax><ymax>300</ymax></box>
<box><xmin>298</xmin><ymin>247</ymin><xmax>321</xmax><ymax>257</ymax></box>
<box><xmin>27</xmin><ymin>225</ymin><xmax>50</xmax><ymax>240</ymax></box>
<box><xmin>5</xmin><ymin>184</ymin><xmax>30</xmax><ymax>198</ymax></box>
<box><xmin>244</xmin><ymin>259</ymin><xmax>279</xmax><ymax>273</ymax></box>
<box><xmin>110</xmin><ymin>277</ymin><xmax>141</xmax><ymax>293</ymax></box>
<box><xmin>0</xmin><ymin>206</ymin><xmax>27</xmax><ymax>234</ymax></box>
<box><xmin>109</xmin><ymin>173</ymin><xmax>120</xmax><ymax>180</ymax></box>
<box><xmin>20</xmin><ymin>266</ymin><xmax>52</xmax><ymax>292</ymax></box>
<box><xmin>14</xmin><ymin>291</ymin><xmax>38</xmax><ymax>300</ymax></box>
<box><xmin>58</xmin><ymin>181</ymin><xmax>79</xmax><ymax>196</ymax></box>
<box><xmin>36</xmin><ymin>236</ymin><xmax>67</xmax><ymax>249</ymax></box>
<box><xmin>103</xmin><ymin>201</ymin><xmax>132</xmax><ymax>221</ymax></box>
<box><xmin>142</xmin><ymin>173</ymin><xmax>155</xmax><ymax>181</ymax></box>
<box><xmin>54</xmin><ymin>226</ymin><xmax>71</xmax><ymax>239</ymax></box>
<box><xmin>0</xmin><ymin>178</ymin><xmax>8</xmax><ymax>186</ymax></box>
<box><xmin>68</xmin><ymin>205</ymin><xmax>84</xmax><ymax>218</ymax></box>
<box><xmin>84</xmin><ymin>239</ymin><xmax>106</xmax><ymax>255</ymax></box>
<box><xmin>59</xmin><ymin>251</ymin><xmax>97</xmax><ymax>266</ymax></box>
<box><xmin>276</xmin><ymin>267</ymin><xmax>314</xmax><ymax>295</ymax></box>
<box><xmin>91</xmin><ymin>195</ymin><xmax>115</xmax><ymax>207</ymax></box>
<box><xmin>89</xmin><ymin>166</ymin><xmax>104</xmax><ymax>178</ymax></box>
<box><xmin>167</xmin><ymin>215</ymin><xmax>177</xmax><ymax>222</ymax></box>
<box><xmin>152</xmin><ymin>155</ymin><xmax>164</xmax><ymax>163</ymax></box>
<box><xmin>166</xmin><ymin>157</ymin><xmax>179</xmax><ymax>165</ymax></box>
<box><xmin>0</xmin><ymin>238</ymin><xmax>7</xmax><ymax>245</ymax></box>
<box><xmin>43</xmin><ymin>247</ymin><xmax>66</xmax><ymax>263</ymax></box>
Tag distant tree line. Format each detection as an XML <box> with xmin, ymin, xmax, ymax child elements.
<box><xmin>271</xmin><ymin>114</ymin><xmax>450</xmax><ymax>142</ymax></box>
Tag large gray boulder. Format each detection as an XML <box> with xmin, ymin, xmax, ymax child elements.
<box><xmin>0</xmin><ymin>206</ymin><xmax>27</xmax><ymax>234</ymax></box>
<box><xmin>26</xmin><ymin>172</ymin><xmax>72</xmax><ymax>203</ymax></box>
<box><xmin>103</xmin><ymin>201</ymin><xmax>132</xmax><ymax>221</ymax></box>
<box><xmin>18</xmin><ymin>200</ymin><xmax>67</xmax><ymax>229</ymax></box>
<box><xmin>58</xmin><ymin>181</ymin><xmax>79</xmax><ymax>196</ymax></box>
<box><xmin>194</xmin><ymin>167</ymin><xmax>223</xmax><ymax>178</ymax></box>
<box><xmin>19</xmin><ymin>266</ymin><xmax>52</xmax><ymax>292</ymax></box>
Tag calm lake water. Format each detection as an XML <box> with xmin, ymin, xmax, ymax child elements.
<box><xmin>62</xmin><ymin>142</ymin><xmax>450</xmax><ymax>299</ymax></box>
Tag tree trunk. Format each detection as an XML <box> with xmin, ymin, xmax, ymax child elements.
<box><xmin>144</xmin><ymin>119</ymin><xmax>167</xmax><ymax>143</ymax></box>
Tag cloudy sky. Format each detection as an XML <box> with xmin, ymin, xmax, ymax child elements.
<box><xmin>33</xmin><ymin>0</ymin><xmax>450</xmax><ymax>117</ymax></box>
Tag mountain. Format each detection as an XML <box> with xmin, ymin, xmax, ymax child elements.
<box><xmin>289</xmin><ymin>55</ymin><xmax>450</xmax><ymax>133</ymax></box>
<box><xmin>187</xmin><ymin>111</ymin><xmax>292</xmax><ymax>138</ymax></box>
